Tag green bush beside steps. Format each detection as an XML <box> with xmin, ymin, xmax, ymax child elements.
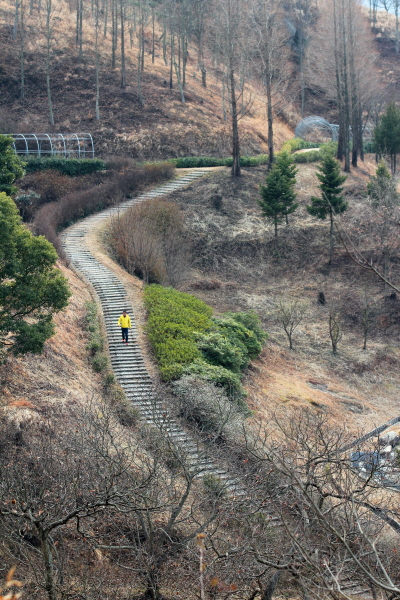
<box><xmin>144</xmin><ymin>285</ymin><xmax>267</xmax><ymax>403</ymax></box>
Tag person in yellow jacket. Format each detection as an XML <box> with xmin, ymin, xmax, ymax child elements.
<box><xmin>118</xmin><ymin>310</ymin><xmax>131</xmax><ymax>344</ymax></box>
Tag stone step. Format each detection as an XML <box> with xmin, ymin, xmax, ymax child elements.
<box><xmin>61</xmin><ymin>170</ymin><xmax>247</xmax><ymax>499</ymax></box>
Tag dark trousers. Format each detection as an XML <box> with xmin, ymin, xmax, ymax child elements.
<box><xmin>121</xmin><ymin>328</ymin><xmax>129</xmax><ymax>342</ymax></box>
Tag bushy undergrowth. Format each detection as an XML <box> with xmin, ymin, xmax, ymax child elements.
<box><xmin>25</xmin><ymin>157</ymin><xmax>106</xmax><ymax>176</ymax></box>
<box><xmin>144</xmin><ymin>285</ymin><xmax>266</xmax><ymax>400</ymax></box>
<box><xmin>280</xmin><ymin>138</ymin><xmax>341</xmax><ymax>164</ymax></box>
<box><xmin>173</xmin><ymin>155</ymin><xmax>269</xmax><ymax>168</ymax></box>
<box><xmin>281</xmin><ymin>138</ymin><xmax>320</xmax><ymax>153</ymax></box>
<box><xmin>33</xmin><ymin>162</ymin><xmax>175</xmax><ymax>255</ymax></box>
<box><xmin>293</xmin><ymin>150</ymin><xmax>322</xmax><ymax>163</ymax></box>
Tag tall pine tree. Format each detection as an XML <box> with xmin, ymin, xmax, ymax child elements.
<box><xmin>307</xmin><ymin>155</ymin><xmax>347</xmax><ymax>265</ymax></box>
<box><xmin>258</xmin><ymin>151</ymin><xmax>298</xmax><ymax>241</ymax></box>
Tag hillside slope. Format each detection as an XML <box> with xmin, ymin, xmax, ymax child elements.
<box><xmin>0</xmin><ymin>0</ymin><xmax>294</xmax><ymax>159</ymax></box>
<box><xmin>159</xmin><ymin>161</ymin><xmax>400</xmax><ymax>433</ymax></box>
<box><xmin>0</xmin><ymin>264</ymin><xmax>105</xmax><ymax>430</ymax></box>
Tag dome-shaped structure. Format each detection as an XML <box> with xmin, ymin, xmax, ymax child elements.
<box><xmin>11</xmin><ymin>133</ymin><xmax>95</xmax><ymax>158</ymax></box>
<box><xmin>295</xmin><ymin>116</ymin><xmax>335</xmax><ymax>143</ymax></box>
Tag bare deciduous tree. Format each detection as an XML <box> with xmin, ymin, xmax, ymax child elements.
<box><xmin>275</xmin><ymin>298</ymin><xmax>309</xmax><ymax>350</ymax></box>
<box><xmin>250</xmin><ymin>0</ymin><xmax>292</xmax><ymax>169</ymax></box>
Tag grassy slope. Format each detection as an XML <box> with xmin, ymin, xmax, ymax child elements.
<box><xmin>0</xmin><ymin>265</ymin><xmax>105</xmax><ymax>425</ymax></box>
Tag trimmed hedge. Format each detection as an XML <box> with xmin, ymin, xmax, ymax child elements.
<box><xmin>293</xmin><ymin>150</ymin><xmax>322</xmax><ymax>163</ymax></box>
<box><xmin>144</xmin><ymin>285</ymin><xmax>267</xmax><ymax>398</ymax></box>
<box><xmin>281</xmin><ymin>138</ymin><xmax>320</xmax><ymax>153</ymax></box>
<box><xmin>173</xmin><ymin>155</ymin><xmax>269</xmax><ymax>168</ymax></box>
<box><xmin>25</xmin><ymin>157</ymin><xmax>106</xmax><ymax>176</ymax></box>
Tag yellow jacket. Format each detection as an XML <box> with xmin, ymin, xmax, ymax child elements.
<box><xmin>118</xmin><ymin>314</ymin><xmax>131</xmax><ymax>328</ymax></box>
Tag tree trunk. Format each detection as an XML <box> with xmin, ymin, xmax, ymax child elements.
<box><xmin>162</xmin><ymin>20</ymin><xmax>167</xmax><ymax>65</ymax></box>
<box><xmin>222</xmin><ymin>74</ymin><xmax>227</xmax><ymax>120</ymax></box>
<box><xmin>151</xmin><ymin>6</ymin><xmax>155</xmax><ymax>63</ymax></box>
<box><xmin>13</xmin><ymin>0</ymin><xmax>19</xmax><ymax>40</ymax></box>
<box><xmin>262</xmin><ymin>571</ymin><xmax>281</xmax><ymax>600</ymax></box>
<box><xmin>229</xmin><ymin>68</ymin><xmax>241</xmax><ymax>177</ymax></box>
<box><xmin>174</xmin><ymin>62</ymin><xmax>185</xmax><ymax>103</ymax></box>
<box><xmin>265</xmin><ymin>64</ymin><xmax>274</xmax><ymax>169</ymax></box>
<box><xmin>201</xmin><ymin>65</ymin><xmax>207</xmax><ymax>87</ymax></box>
<box><xmin>341</xmin><ymin>0</ymin><xmax>351</xmax><ymax>173</ymax></box>
<box><xmin>111</xmin><ymin>0</ymin><xmax>117</xmax><ymax>69</ymax></box>
<box><xmin>169</xmin><ymin>32</ymin><xmax>174</xmax><ymax>89</ymax></box>
<box><xmin>120</xmin><ymin>0</ymin><xmax>126</xmax><ymax>88</ymax></box>
<box><xmin>137</xmin><ymin>45</ymin><xmax>144</xmax><ymax>105</ymax></box>
<box><xmin>182</xmin><ymin>35</ymin><xmax>187</xmax><ymax>88</ymax></box>
<box><xmin>329</xmin><ymin>210</ymin><xmax>334</xmax><ymax>265</ymax></box>
<box><xmin>19</xmin><ymin>0</ymin><xmax>25</xmax><ymax>100</ymax></box>
<box><xmin>41</xmin><ymin>533</ymin><xmax>57</xmax><ymax>600</ymax></box>
<box><xmin>46</xmin><ymin>0</ymin><xmax>54</xmax><ymax>125</ymax></box>
<box><xmin>95</xmin><ymin>0</ymin><xmax>100</xmax><ymax>119</ymax></box>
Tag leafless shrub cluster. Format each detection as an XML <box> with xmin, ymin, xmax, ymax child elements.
<box><xmin>2</xmin><ymin>396</ymin><xmax>400</xmax><ymax>600</ymax></box>
<box><xmin>0</xmin><ymin>399</ymin><xmax>240</xmax><ymax>600</ymax></box>
<box><xmin>109</xmin><ymin>197</ymin><xmax>191</xmax><ymax>286</ymax></box>
<box><xmin>172</xmin><ymin>376</ymin><xmax>245</xmax><ymax>442</ymax></box>
<box><xmin>32</xmin><ymin>162</ymin><xmax>175</xmax><ymax>256</ymax></box>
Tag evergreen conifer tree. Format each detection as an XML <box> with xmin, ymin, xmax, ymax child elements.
<box><xmin>307</xmin><ymin>155</ymin><xmax>347</xmax><ymax>265</ymax></box>
<box><xmin>258</xmin><ymin>151</ymin><xmax>298</xmax><ymax>241</ymax></box>
<box><xmin>0</xmin><ymin>192</ymin><xmax>70</xmax><ymax>357</ymax></box>
<box><xmin>0</xmin><ymin>135</ymin><xmax>24</xmax><ymax>195</ymax></box>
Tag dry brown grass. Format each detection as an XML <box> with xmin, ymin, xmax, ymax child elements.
<box><xmin>0</xmin><ymin>0</ymin><xmax>296</xmax><ymax>157</ymax></box>
<box><xmin>158</xmin><ymin>160</ymin><xmax>400</xmax><ymax>436</ymax></box>
<box><xmin>0</xmin><ymin>264</ymin><xmax>104</xmax><ymax>427</ymax></box>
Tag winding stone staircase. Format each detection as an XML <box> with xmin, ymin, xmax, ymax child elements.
<box><xmin>61</xmin><ymin>171</ymin><xmax>244</xmax><ymax>495</ymax></box>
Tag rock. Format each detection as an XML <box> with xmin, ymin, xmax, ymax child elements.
<box><xmin>381</xmin><ymin>431</ymin><xmax>398</xmax><ymax>444</ymax></box>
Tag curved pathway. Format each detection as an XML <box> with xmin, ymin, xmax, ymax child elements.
<box><xmin>61</xmin><ymin>171</ymin><xmax>244</xmax><ymax>495</ymax></box>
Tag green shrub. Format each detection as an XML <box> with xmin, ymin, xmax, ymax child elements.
<box><xmin>160</xmin><ymin>363</ymin><xmax>185</xmax><ymax>381</ymax></box>
<box><xmin>92</xmin><ymin>352</ymin><xmax>108</xmax><ymax>373</ymax></box>
<box><xmin>238</xmin><ymin>155</ymin><xmax>269</xmax><ymax>167</ymax></box>
<box><xmin>109</xmin><ymin>385</ymin><xmax>140</xmax><ymax>426</ymax></box>
<box><xmin>173</xmin><ymin>155</ymin><xmax>269</xmax><ymax>169</ymax></box>
<box><xmin>212</xmin><ymin>316</ymin><xmax>262</xmax><ymax>360</ymax></box>
<box><xmin>282</xmin><ymin>138</ymin><xmax>320</xmax><ymax>153</ymax></box>
<box><xmin>184</xmin><ymin>359</ymin><xmax>244</xmax><ymax>397</ymax></box>
<box><xmin>224</xmin><ymin>311</ymin><xmax>267</xmax><ymax>344</ymax></box>
<box><xmin>203</xmin><ymin>473</ymin><xmax>227</xmax><ymax>499</ymax></box>
<box><xmin>319</xmin><ymin>141</ymin><xmax>338</xmax><ymax>160</ymax></box>
<box><xmin>144</xmin><ymin>285</ymin><xmax>212</xmax><ymax>381</ymax></box>
<box><xmin>86</xmin><ymin>335</ymin><xmax>103</xmax><ymax>355</ymax></box>
<box><xmin>144</xmin><ymin>288</ymin><xmax>266</xmax><ymax>401</ymax></box>
<box><xmin>156</xmin><ymin>338</ymin><xmax>201</xmax><ymax>366</ymax></box>
<box><xmin>103</xmin><ymin>372</ymin><xmax>116</xmax><ymax>387</ymax></box>
<box><xmin>25</xmin><ymin>157</ymin><xmax>106</xmax><ymax>176</ymax></box>
<box><xmin>144</xmin><ymin>284</ymin><xmax>212</xmax><ymax>318</ymax></box>
<box><xmin>198</xmin><ymin>332</ymin><xmax>247</xmax><ymax>372</ymax></box>
<box><xmin>364</xmin><ymin>141</ymin><xmax>375</xmax><ymax>154</ymax></box>
<box><xmin>293</xmin><ymin>150</ymin><xmax>322</xmax><ymax>163</ymax></box>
